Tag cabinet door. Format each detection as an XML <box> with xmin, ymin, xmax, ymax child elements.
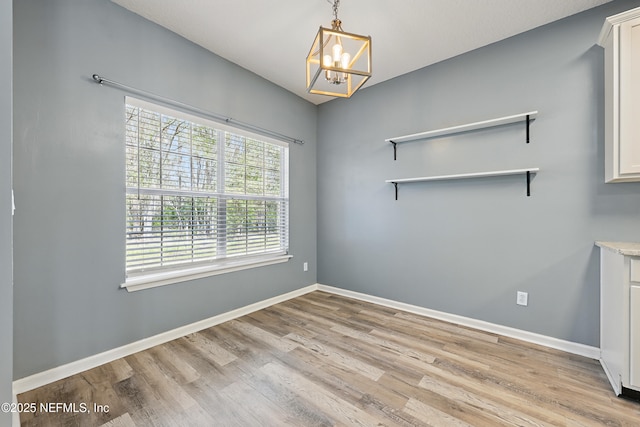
<box><xmin>619</xmin><ymin>16</ymin><xmax>640</xmax><ymax>175</ymax></box>
<box><xmin>631</xmin><ymin>286</ymin><xmax>640</xmax><ymax>388</ymax></box>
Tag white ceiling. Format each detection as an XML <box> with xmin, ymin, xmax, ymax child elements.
<box><xmin>111</xmin><ymin>0</ymin><xmax>613</xmax><ymax>105</ymax></box>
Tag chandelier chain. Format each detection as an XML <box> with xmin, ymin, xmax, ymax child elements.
<box><xmin>328</xmin><ymin>0</ymin><xmax>340</xmax><ymax>21</ymax></box>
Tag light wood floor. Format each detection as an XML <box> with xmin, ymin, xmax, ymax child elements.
<box><xmin>18</xmin><ymin>291</ymin><xmax>640</xmax><ymax>426</ymax></box>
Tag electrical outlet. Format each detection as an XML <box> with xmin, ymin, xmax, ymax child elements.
<box><xmin>516</xmin><ymin>291</ymin><xmax>528</xmax><ymax>306</ymax></box>
<box><xmin>303</xmin><ymin>262</ymin><xmax>308</xmax><ymax>272</ymax></box>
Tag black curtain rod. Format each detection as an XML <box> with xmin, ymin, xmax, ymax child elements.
<box><xmin>91</xmin><ymin>74</ymin><xmax>305</xmax><ymax>145</ymax></box>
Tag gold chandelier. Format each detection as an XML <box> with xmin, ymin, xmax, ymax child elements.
<box><xmin>306</xmin><ymin>0</ymin><xmax>372</xmax><ymax>98</ymax></box>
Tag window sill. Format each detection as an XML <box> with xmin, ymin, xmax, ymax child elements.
<box><xmin>121</xmin><ymin>254</ymin><xmax>292</xmax><ymax>292</ymax></box>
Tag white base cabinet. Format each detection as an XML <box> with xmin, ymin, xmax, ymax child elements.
<box><xmin>598</xmin><ymin>7</ymin><xmax>640</xmax><ymax>183</ymax></box>
<box><xmin>597</xmin><ymin>242</ymin><xmax>640</xmax><ymax>397</ymax></box>
<box><xmin>631</xmin><ymin>285</ymin><xmax>640</xmax><ymax>387</ymax></box>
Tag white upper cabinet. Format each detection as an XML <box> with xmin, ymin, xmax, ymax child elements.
<box><xmin>599</xmin><ymin>7</ymin><xmax>640</xmax><ymax>183</ymax></box>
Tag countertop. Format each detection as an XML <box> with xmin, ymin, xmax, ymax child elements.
<box><xmin>595</xmin><ymin>241</ymin><xmax>640</xmax><ymax>256</ymax></box>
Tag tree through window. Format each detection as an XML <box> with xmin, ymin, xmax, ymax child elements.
<box><xmin>125</xmin><ymin>98</ymin><xmax>289</xmax><ymax>277</ymax></box>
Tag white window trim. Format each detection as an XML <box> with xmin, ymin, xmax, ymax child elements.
<box><xmin>122</xmin><ymin>253</ymin><xmax>292</xmax><ymax>292</ymax></box>
<box><xmin>123</xmin><ymin>97</ymin><xmax>291</xmax><ymax>291</ymax></box>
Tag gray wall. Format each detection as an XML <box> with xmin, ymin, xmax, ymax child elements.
<box><xmin>1</xmin><ymin>0</ymin><xmax>13</xmax><ymax>424</ymax></box>
<box><xmin>13</xmin><ymin>0</ymin><xmax>640</xmax><ymax>384</ymax></box>
<box><xmin>13</xmin><ymin>0</ymin><xmax>317</xmax><ymax>379</ymax></box>
<box><xmin>317</xmin><ymin>0</ymin><xmax>640</xmax><ymax>347</ymax></box>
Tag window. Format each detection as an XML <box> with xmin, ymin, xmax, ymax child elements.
<box><xmin>124</xmin><ymin>97</ymin><xmax>289</xmax><ymax>290</ymax></box>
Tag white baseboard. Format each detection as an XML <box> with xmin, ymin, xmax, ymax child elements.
<box><xmin>317</xmin><ymin>284</ymin><xmax>601</xmax><ymax>360</ymax></box>
<box><xmin>12</xmin><ymin>284</ymin><xmax>318</xmax><ymax>395</ymax></box>
<box><xmin>13</xmin><ymin>283</ymin><xmax>601</xmax><ymax>397</ymax></box>
<box><xmin>600</xmin><ymin>358</ymin><xmax>621</xmax><ymax>396</ymax></box>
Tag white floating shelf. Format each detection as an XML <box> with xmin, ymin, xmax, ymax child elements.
<box><xmin>386</xmin><ymin>111</ymin><xmax>538</xmax><ymax>160</ymax></box>
<box><xmin>386</xmin><ymin>111</ymin><xmax>537</xmax><ymax>144</ymax></box>
<box><xmin>386</xmin><ymin>168</ymin><xmax>539</xmax><ymax>200</ymax></box>
<box><xmin>386</xmin><ymin>168</ymin><xmax>539</xmax><ymax>183</ymax></box>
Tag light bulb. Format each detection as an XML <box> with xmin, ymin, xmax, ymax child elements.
<box><xmin>332</xmin><ymin>44</ymin><xmax>343</xmax><ymax>63</ymax></box>
<box><xmin>323</xmin><ymin>55</ymin><xmax>333</xmax><ymax>81</ymax></box>
<box><xmin>341</xmin><ymin>52</ymin><xmax>351</xmax><ymax>69</ymax></box>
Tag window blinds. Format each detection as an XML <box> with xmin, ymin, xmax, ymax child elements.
<box><xmin>125</xmin><ymin>98</ymin><xmax>289</xmax><ymax>275</ymax></box>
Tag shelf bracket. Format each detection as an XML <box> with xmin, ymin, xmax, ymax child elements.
<box><xmin>526</xmin><ymin>114</ymin><xmax>530</xmax><ymax>144</ymax></box>
<box><xmin>390</xmin><ymin>141</ymin><xmax>397</xmax><ymax>160</ymax></box>
<box><xmin>393</xmin><ymin>182</ymin><xmax>398</xmax><ymax>200</ymax></box>
<box><xmin>526</xmin><ymin>171</ymin><xmax>531</xmax><ymax>196</ymax></box>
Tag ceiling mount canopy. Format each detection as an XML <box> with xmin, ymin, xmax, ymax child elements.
<box><xmin>306</xmin><ymin>0</ymin><xmax>372</xmax><ymax>98</ymax></box>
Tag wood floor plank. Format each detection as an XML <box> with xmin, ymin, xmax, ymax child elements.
<box><xmin>98</xmin><ymin>412</ymin><xmax>136</xmax><ymax>427</ymax></box>
<box><xmin>261</xmin><ymin>361</ymin><xmax>401</xmax><ymax>427</ymax></box>
<box><xmin>403</xmin><ymin>397</ymin><xmax>474</xmax><ymax>427</ymax></box>
<box><xmin>111</xmin><ymin>374</ymin><xmax>171</xmax><ymax>427</ymax></box>
<box><xmin>128</xmin><ymin>350</ymin><xmax>200</xmax><ymax>414</ymax></box>
<box><xmin>246</xmin><ymin>307</ymin><xmax>318</xmax><ymax>339</ymax></box>
<box><xmin>180</xmin><ymin>377</ymin><xmax>257</xmax><ymax>427</ymax></box>
<box><xmin>224</xmin><ymin>380</ymin><xmax>294</xmax><ymax>426</ymax></box>
<box><xmin>284</xmin><ymin>332</ymin><xmax>385</xmax><ymax>381</ymax></box>
<box><xmin>369</xmin><ymin>328</ymin><xmax>492</xmax><ymax>372</ymax></box>
<box><xmin>182</xmin><ymin>331</ymin><xmax>238</xmax><ymax>366</ymax></box>
<box><xmin>394</xmin><ymin>311</ymin><xmax>500</xmax><ymax>344</ymax></box>
<box><xmin>418</xmin><ymin>358</ymin><xmax>571</xmax><ymax>426</ymax></box>
<box><xmin>145</xmin><ymin>344</ymin><xmax>200</xmax><ymax>385</ymax></box>
<box><xmin>18</xmin><ymin>291</ymin><xmax>640</xmax><ymax>426</ymax></box>
<box><xmin>226</xmin><ymin>318</ymin><xmax>299</xmax><ymax>353</ymax></box>
<box><xmin>330</xmin><ymin>323</ymin><xmax>438</xmax><ymax>367</ymax></box>
<box><xmin>229</xmin><ymin>360</ymin><xmax>337</xmax><ymax>426</ymax></box>
<box><xmin>418</xmin><ymin>375</ymin><xmax>549</xmax><ymax>427</ymax></box>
